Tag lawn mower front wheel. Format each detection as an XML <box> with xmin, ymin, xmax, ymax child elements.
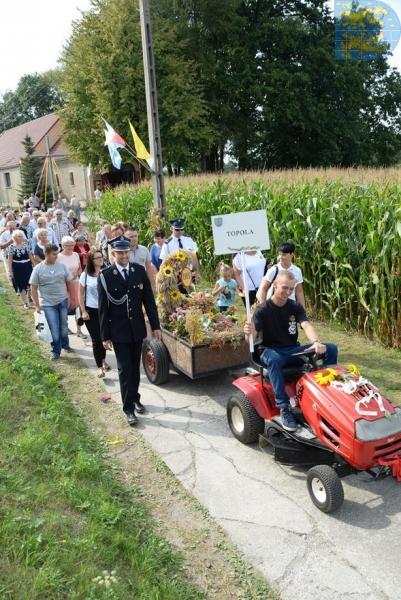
<box><xmin>306</xmin><ymin>465</ymin><xmax>344</xmax><ymax>513</ymax></box>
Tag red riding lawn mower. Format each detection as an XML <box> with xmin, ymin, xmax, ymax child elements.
<box><xmin>227</xmin><ymin>347</ymin><xmax>401</xmax><ymax>513</ymax></box>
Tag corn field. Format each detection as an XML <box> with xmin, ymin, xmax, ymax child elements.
<box><xmin>91</xmin><ymin>170</ymin><xmax>401</xmax><ymax>348</ymax></box>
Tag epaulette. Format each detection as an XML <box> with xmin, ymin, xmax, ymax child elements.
<box><xmin>165</xmin><ymin>236</ymin><xmax>173</xmax><ymax>244</ymax></box>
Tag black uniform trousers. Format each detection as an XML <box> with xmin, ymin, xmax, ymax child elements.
<box><xmin>113</xmin><ymin>339</ymin><xmax>143</xmax><ymax>414</ymax></box>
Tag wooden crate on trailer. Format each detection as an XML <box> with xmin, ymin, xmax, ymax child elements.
<box><xmin>145</xmin><ymin>323</ymin><xmax>249</xmax><ymax>379</ymax></box>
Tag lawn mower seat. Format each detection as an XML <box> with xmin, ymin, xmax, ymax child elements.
<box><xmin>251</xmin><ymin>346</ymin><xmax>309</xmax><ymax>383</ymax></box>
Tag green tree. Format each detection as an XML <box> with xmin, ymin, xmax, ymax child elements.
<box><xmin>242</xmin><ymin>0</ymin><xmax>401</xmax><ymax>168</ymax></box>
<box><xmin>59</xmin><ymin>0</ymin><xmax>213</xmax><ymax>173</ymax></box>
<box><xmin>0</xmin><ymin>72</ymin><xmax>63</xmax><ymax>132</ymax></box>
<box><xmin>59</xmin><ymin>0</ymin><xmax>401</xmax><ymax>171</ymax></box>
<box><xmin>18</xmin><ymin>135</ymin><xmax>42</xmax><ymax>202</ymax></box>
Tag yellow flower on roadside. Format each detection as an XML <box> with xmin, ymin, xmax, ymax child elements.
<box><xmin>170</xmin><ymin>289</ymin><xmax>181</xmax><ymax>301</ymax></box>
<box><xmin>345</xmin><ymin>363</ymin><xmax>361</xmax><ymax>377</ymax></box>
<box><xmin>315</xmin><ymin>368</ymin><xmax>338</xmax><ymax>385</ymax></box>
<box><xmin>162</xmin><ymin>266</ymin><xmax>173</xmax><ymax>277</ymax></box>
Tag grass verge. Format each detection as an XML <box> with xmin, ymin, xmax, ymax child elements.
<box><xmin>0</xmin><ymin>291</ymin><xmax>203</xmax><ymax>599</ymax></box>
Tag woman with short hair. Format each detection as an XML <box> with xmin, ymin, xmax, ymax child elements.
<box><xmin>57</xmin><ymin>236</ymin><xmax>87</xmax><ymax>338</ymax></box>
<box><xmin>33</xmin><ymin>228</ymin><xmax>49</xmax><ymax>264</ymax></box>
<box><xmin>67</xmin><ymin>210</ymin><xmax>78</xmax><ymax>230</ymax></box>
<box><xmin>74</xmin><ymin>235</ymin><xmax>91</xmax><ymax>270</ymax></box>
<box><xmin>7</xmin><ymin>230</ymin><xmax>34</xmax><ymax>308</ymax></box>
<box><xmin>72</xmin><ymin>221</ymin><xmax>90</xmax><ymax>242</ymax></box>
<box><xmin>79</xmin><ymin>248</ymin><xmax>110</xmax><ymax>377</ymax></box>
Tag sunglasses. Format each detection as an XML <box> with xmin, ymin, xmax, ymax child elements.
<box><xmin>174</xmin><ymin>228</ymin><xmax>184</xmax><ymax>231</ymax></box>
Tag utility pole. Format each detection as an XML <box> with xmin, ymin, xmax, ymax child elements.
<box><xmin>45</xmin><ymin>135</ymin><xmax>57</xmax><ymax>202</ymax></box>
<box><xmin>139</xmin><ymin>0</ymin><xmax>166</xmax><ymax>216</ymax></box>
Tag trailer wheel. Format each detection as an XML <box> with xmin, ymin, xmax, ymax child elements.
<box><xmin>142</xmin><ymin>338</ymin><xmax>170</xmax><ymax>384</ymax></box>
<box><xmin>227</xmin><ymin>392</ymin><xmax>265</xmax><ymax>444</ymax></box>
<box><xmin>306</xmin><ymin>465</ymin><xmax>344</xmax><ymax>513</ymax></box>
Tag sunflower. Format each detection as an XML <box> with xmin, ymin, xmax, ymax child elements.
<box><xmin>170</xmin><ymin>289</ymin><xmax>181</xmax><ymax>301</ymax></box>
<box><xmin>314</xmin><ymin>368</ymin><xmax>338</xmax><ymax>385</ymax></box>
<box><xmin>162</xmin><ymin>265</ymin><xmax>173</xmax><ymax>278</ymax></box>
<box><xmin>345</xmin><ymin>363</ymin><xmax>361</xmax><ymax>377</ymax></box>
<box><xmin>157</xmin><ymin>293</ymin><xmax>165</xmax><ymax>303</ymax></box>
<box><xmin>176</xmin><ymin>250</ymin><xmax>187</xmax><ymax>262</ymax></box>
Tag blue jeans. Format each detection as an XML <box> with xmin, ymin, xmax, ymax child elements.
<box><xmin>260</xmin><ymin>343</ymin><xmax>338</xmax><ymax>410</ymax></box>
<box><xmin>43</xmin><ymin>298</ymin><xmax>69</xmax><ymax>357</ymax></box>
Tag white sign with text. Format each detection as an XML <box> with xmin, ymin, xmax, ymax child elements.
<box><xmin>211</xmin><ymin>209</ymin><xmax>270</xmax><ymax>255</ymax></box>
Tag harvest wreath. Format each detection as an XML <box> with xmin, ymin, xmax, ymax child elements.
<box><xmin>156</xmin><ymin>250</ymin><xmax>244</xmax><ymax>348</ymax></box>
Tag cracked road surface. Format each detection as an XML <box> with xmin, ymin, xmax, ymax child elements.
<box><xmin>71</xmin><ymin>333</ymin><xmax>401</xmax><ymax>600</ymax></box>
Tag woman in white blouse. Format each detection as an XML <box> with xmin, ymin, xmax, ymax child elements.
<box><xmin>78</xmin><ymin>248</ymin><xmax>110</xmax><ymax>377</ymax></box>
<box><xmin>232</xmin><ymin>250</ymin><xmax>267</xmax><ymax>307</ymax></box>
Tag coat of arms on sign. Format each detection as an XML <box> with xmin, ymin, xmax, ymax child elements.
<box><xmin>214</xmin><ymin>217</ymin><xmax>223</xmax><ymax>227</ymax></box>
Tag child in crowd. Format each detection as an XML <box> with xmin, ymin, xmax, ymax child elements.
<box><xmin>212</xmin><ymin>263</ymin><xmax>238</xmax><ymax>312</ymax></box>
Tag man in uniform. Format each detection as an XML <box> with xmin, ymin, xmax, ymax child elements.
<box><xmin>159</xmin><ymin>218</ymin><xmax>200</xmax><ymax>279</ymax></box>
<box><xmin>98</xmin><ymin>238</ymin><xmax>161</xmax><ymax>426</ymax></box>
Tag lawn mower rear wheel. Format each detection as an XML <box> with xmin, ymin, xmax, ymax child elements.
<box><xmin>227</xmin><ymin>392</ymin><xmax>265</xmax><ymax>444</ymax></box>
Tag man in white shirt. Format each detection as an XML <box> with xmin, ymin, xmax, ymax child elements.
<box><xmin>125</xmin><ymin>227</ymin><xmax>156</xmax><ymax>282</ymax></box>
<box><xmin>49</xmin><ymin>209</ymin><xmax>73</xmax><ymax>247</ymax></box>
<box><xmin>29</xmin><ymin>210</ymin><xmax>41</xmax><ymax>231</ymax></box>
<box><xmin>95</xmin><ymin>222</ymin><xmax>110</xmax><ymax>246</ymax></box>
<box><xmin>256</xmin><ymin>242</ymin><xmax>305</xmax><ymax>307</ymax></box>
<box><xmin>94</xmin><ymin>186</ymin><xmax>102</xmax><ymax>202</ymax></box>
<box><xmin>70</xmin><ymin>194</ymin><xmax>80</xmax><ymax>219</ymax></box>
<box><xmin>159</xmin><ymin>218</ymin><xmax>200</xmax><ymax>278</ymax></box>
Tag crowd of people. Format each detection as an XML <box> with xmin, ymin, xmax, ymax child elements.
<box><xmin>0</xmin><ymin>203</ymin><xmax>337</xmax><ymax>433</ymax></box>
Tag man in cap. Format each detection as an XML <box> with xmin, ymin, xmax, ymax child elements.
<box><xmin>98</xmin><ymin>238</ymin><xmax>161</xmax><ymax>426</ymax></box>
<box><xmin>159</xmin><ymin>218</ymin><xmax>200</xmax><ymax>278</ymax></box>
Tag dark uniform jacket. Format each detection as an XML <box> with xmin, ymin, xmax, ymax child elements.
<box><xmin>98</xmin><ymin>262</ymin><xmax>160</xmax><ymax>343</ymax></box>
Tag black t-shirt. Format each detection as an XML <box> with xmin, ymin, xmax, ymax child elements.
<box><xmin>253</xmin><ymin>299</ymin><xmax>308</xmax><ymax>348</ymax></box>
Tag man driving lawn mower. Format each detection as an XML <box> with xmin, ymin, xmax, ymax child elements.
<box><xmin>244</xmin><ymin>271</ymin><xmax>338</xmax><ymax>432</ymax></box>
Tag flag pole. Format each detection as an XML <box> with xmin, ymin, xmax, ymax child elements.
<box><xmin>139</xmin><ymin>0</ymin><xmax>166</xmax><ymax>217</ymax></box>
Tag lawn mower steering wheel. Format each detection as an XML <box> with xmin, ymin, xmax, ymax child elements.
<box><xmin>292</xmin><ymin>347</ymin><xmax>321</xmax><ymax>371</ymax></box>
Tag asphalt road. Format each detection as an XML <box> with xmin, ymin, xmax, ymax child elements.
<box><xmin>70</xmin><ymin>327</ymin><xmax>401</xmax><ymax>600</ymax></box>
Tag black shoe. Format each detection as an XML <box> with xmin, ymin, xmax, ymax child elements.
<box><xmin>126</xmin><ymin>412</ymin><xmax>138</xmax><ymax>426</ymax></box>
<box><xmin>135</xmin><ymin>401</ymin><xmax>147</xmax><ymax>414</ymax></box>
<box><xmin>63</xmin><ymin>347</ymin><xmax>73</xmax><ymax>354</ymax></box>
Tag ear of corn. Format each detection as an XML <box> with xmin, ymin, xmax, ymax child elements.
<box><xmin>90</xmin><ymin>171</ymin><xmax>401</xmax><ymax>347</ymax></box>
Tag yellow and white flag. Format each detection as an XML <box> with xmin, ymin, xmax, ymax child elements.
<box><xmin>128</xmin><ymin>120</ymin><xmax>152</xmax><ymax>164</ymax></box>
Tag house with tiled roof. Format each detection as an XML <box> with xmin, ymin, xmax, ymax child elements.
<box><xmin>0</xmin><ymin>113</ymin><xmax>93</xmax><ymax>206</ymax></box>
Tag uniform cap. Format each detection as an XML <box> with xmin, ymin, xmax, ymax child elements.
<box><xmin>170</xmin><ymin>218</ymin><xmax>185</xmax><ymax>229</ymax></box>
<box><xmin>110</xmin><ymin>237</ymin><xmax>130</xmax><ymax>251</ymax></box>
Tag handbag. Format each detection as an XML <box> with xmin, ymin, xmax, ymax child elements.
<box><xmin>76</xmin><ymin>272</ymin><xmax>87</xmax><ymax>326</ymax></box>
<box><xmin>34</xmin><ymin>312</ymin><xmax>53</xmax><ymax>343</ymax></box>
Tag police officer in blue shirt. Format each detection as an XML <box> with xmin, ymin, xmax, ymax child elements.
<box><xmin>98</xmin><ymin>238</ymin><xmax>161</xmax><ymax>426</ymax></box>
